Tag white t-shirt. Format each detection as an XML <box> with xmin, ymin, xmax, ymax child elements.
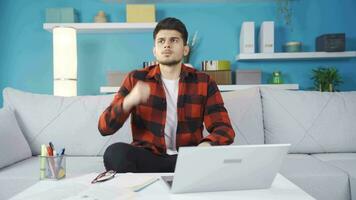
<box><xmin>162</xmin><ymin>77</ymin><xmax>179</xmax><ymax>155</ymax></box>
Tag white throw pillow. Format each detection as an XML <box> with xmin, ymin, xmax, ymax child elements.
<box><xmin>203</xmin><ymin>87</ymin><xmax>265</xmax><ymax>145</ymax></box>
<box><xmin>261</xmin><ymin>88</ymin><xmax>356</xmax><ymax>153</ymax></box>
<box><xmin>0</xmin><ymin>108</ymin><xmax>32</xmax><ymax>169</ymax></box>
<box><xmin>3</xmin><ymin>87</ymin><xmax>132</xmax><ymax>156</ymax></box>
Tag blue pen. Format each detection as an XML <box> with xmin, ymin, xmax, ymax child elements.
<box><xmin>57</xmin><ymin>148</ymin><xmax>65</xmax><ymax>165</ymax></box>
<box><xmin>56</xmin><ymin>148</ymin><xmax>66</xmax><ymax>178</ymax></box>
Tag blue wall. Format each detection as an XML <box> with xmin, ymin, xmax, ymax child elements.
<box><xmin>1</xmin><ymin>0</ymin><xmax>356</xmax><ymax>107</ymax></box>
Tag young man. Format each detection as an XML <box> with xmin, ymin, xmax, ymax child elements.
<box><xmin>98</xmin><ymin>17</ymin><xmax>235</xmax><ymax>173</ymax></box>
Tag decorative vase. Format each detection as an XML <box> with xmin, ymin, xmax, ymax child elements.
<box><xmin>283</xmin><ymin>41</ymin><xmax>302</xmax><ymax>52</ymax></box>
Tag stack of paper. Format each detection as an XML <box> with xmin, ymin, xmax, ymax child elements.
<box><xmin>10</xmin><ymin>173</ymin><xmax>159</xmax><ymax>200</ymax></box>
<box><xmin>13</xmin><ymin>184</ymin><xmax>133</xmax><ymax>200</ymax></box>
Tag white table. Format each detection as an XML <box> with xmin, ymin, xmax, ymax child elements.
<box><xmin>11</xmin><ymin>173</ymin><xmax>315</xmax><ymax>200</ymax></box>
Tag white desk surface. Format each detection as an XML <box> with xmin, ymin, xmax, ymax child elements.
<box><xmin>11</xmin><ymin>173</ymin><xmax>315</xmax><ymax>200</ymax></box>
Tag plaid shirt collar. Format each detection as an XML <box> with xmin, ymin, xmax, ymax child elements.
<box><xmin>145</xmin><ymin>63</ymin><xmax>196</xmax><ymax>81</ymax></box>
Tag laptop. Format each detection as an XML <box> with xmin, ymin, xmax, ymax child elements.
<box><xmin>162</xmin><ymin>144</ymin><xmax>290</xmax><ymax>194</ymax></box>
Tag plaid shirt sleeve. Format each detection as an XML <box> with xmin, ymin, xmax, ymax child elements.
<box><xmin>201</xmin><ymin>78</ymin><xmax>235</xmax><ymax>145</ymax></box>
<box><xmin>98</xmin><ymin>72</ymin><xmax>135</xmax><ymax>136</ymax></box>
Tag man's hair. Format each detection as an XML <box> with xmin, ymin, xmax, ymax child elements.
<box><xmin>153</xmin><ymin>17</ymin><xmax>188</xmax><ymax>45</ymax></box>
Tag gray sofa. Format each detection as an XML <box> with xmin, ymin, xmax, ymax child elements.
<box><xmin>0</xmin><ymin>87</ymin><xmax>355</xmax><ymax>200</ymax></box>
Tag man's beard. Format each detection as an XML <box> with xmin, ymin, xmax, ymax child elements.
<box><xmin>157</xmin><ymin>58</ymin><xmax>182</xmax><ymax>66</ymax></box>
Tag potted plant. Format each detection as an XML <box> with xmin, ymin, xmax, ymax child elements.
<box><xmin>311</xmin><ymin>67</ymin><xmax>343</xmax><ymax>92</ymax></box>
<box><xmin>275</xmin><ymin>0</ymin><xmax>293</xmax><ymax>30</ymax></box>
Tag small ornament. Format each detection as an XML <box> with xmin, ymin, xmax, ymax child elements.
<box><xmin>272</xmin><ymin>71</ymin><xmax>283</xmax><ymax>84</ymax></box>
<box><xmin>94</xmin><ymin>10</ymin><xmax>107</xmax><ymax>23</ymax></box>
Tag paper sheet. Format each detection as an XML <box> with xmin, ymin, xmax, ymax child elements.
<box><xmin>10</xmin><ymin>173</ymin><xmax>158</xmax><ymax>200</ymax></box>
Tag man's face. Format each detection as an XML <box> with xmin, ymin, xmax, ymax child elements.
<box><xmin>153</xmin><ymin>30</ymin><xmax>189</xmax><ymax>66</ymax></box>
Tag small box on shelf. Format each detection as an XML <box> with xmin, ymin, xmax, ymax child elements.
<box><xmin>201</xmin><ymin>60</ymin><xmax>231</xmax><ymax>71</ymax></box>
<box><xmin>45</xmin><ymin>8</ymin><xmax>78</xmax><ymax>23</ymax></box>
<box><xmin>203</xmin><ymin>70</ymin><xmax>232</xmax><ymax>85</ymax></box>
<box><xmin>126</xmin><ymin>4</ymin><xmax>156</xmax><ymax>23</ymax></box>
<box><xmin>235</xmin><ymin>70</ymin><xmax>261</xmax><ymax>85</ymax></box>
<box><xmin>316</xmin><ymin>33</ymin><xmax>345</xmax><ymax>52</ymax></box>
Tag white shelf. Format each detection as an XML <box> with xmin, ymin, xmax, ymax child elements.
<box><xmin>101</xmin><ymin>86</ymin><xmax>120</xmax><ymax>93</ymax></box>
<box><xmin>100</xmin><ymin>84</ymin><xmax>299</xmax><ymax>93</ymax></box>
<box><xmin>43</xmin><ymin>22</ymin><xmax>157</xmax><ymax>33</ymax></box>
<box><xmin>125</xmin><ymin>0</ymin><xmax>273</xmax><ymax>3</ymax></box>
<box><xmin>236</xmin><ymin>51</ymin><xmax>356</xmax><ymax>61</ymax></box>
<box><xmin>218</xmin><ymin>84</ymin><xmax>299</xmax><ymax>91</ymax></box>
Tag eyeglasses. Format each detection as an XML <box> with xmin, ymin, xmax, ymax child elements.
<box><xmin>91</xmin><ymin>170</ymin><xmax>117</xmax><ymax>184</ymax></box>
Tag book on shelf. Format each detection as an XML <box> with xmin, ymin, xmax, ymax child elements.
<box><xmin>203</xmin><ymin>70</ymin><xmax>232</xmax><ymax>85</ymax></box>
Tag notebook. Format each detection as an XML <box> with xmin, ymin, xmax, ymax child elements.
<box><xmin>114</xmin><ymin>173</ymin><xmax>159</xmax><ymax>191</ymax></box>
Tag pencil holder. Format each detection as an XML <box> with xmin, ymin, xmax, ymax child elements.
<box><xmin>39</xmin><ymin>155</ymin><xmax>66</xmax><ymax>180</ymax></box>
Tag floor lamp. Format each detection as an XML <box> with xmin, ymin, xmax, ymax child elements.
<box><xmin>53</xmin><ymin>27</ymin><xmax>77</xmax><ymax>96</ymax></box>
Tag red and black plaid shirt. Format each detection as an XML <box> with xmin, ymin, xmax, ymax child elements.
<box><xmin>98</xmin><ymin>64</ymin><xmax>235</xmax><ymax>155</ymax></box>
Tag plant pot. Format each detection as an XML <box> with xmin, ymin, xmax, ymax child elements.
<box><xmin>319</xmin><ymin>83</ymin><xmax>334</xmax><ymax>92</ymax></box>
<box><xmin>329</xmin><ymin>84</ymin><xmax>334</xmax><ymax>92</ymax></box>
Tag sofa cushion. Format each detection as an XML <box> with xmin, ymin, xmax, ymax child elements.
<box><xmin>280</xmin><ymin>154</ymin><xmax>350</xmax><ymax>200</ymax></box>
<box><xmin>203</xmin><ymin>87</ymin><xmax>264</xmax><ymax>145</ymax></box>
<box><xmin>312</xmin><ymin>153</ymin><xmax>356</xmax><ymax>200</ymax></box>
<box><xmin>3</xmin><ymin>87</ymin><xmax>132</xmax><ymax>156</ymax></box>
<box><xmin>0</xmin><ymin>156</ymin><xmax>104</xmax><ymax>200</ymax></box>
<box><xmin>0</xmin><ymin>108</ymin><xmax>32</xmax><ymax>169</ymax></box>
<box><xmin>261</xmin><ymin>88</ymin><xmax>356</xmax><ymax>153</ymax></box>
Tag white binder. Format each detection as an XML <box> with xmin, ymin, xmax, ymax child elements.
<box><xmin>240</xmin><ymin>21</ymin><xmax>255</xmax><ymax>54</ymax></box>
<box><xmin>259</xmin><ymin>21</ymin><xmax>274</xmax><ymax>53</ymax></box>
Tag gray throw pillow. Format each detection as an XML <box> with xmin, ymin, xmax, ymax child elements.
<box><xmin>261</xmin><ymin>88</ymin><xmax>356</xmax><ymax>153</ymax></box>
<box><xmin>2</xmin><ymin>87</ymin><xmax>132</xmax><ymax>156</ymax></box>
<box><xmin>203</xmin><ymin>87</ymin><xmax>265</xmax><ymax>145</ymax></box>
<box><xmin>0</xmin><ymin>108</ymin><xmax>32</xmax><ymax>169</ymax></box>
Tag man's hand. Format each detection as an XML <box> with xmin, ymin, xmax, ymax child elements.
<box><xmin>123</xmin><ymin>81</ymin><xmax>150</xmax><ymax>113</ymax></box>
<box><xmin>197</xmin><ymin>142</ymin><xmax>212</xmax><ymax>147</ymax></box>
